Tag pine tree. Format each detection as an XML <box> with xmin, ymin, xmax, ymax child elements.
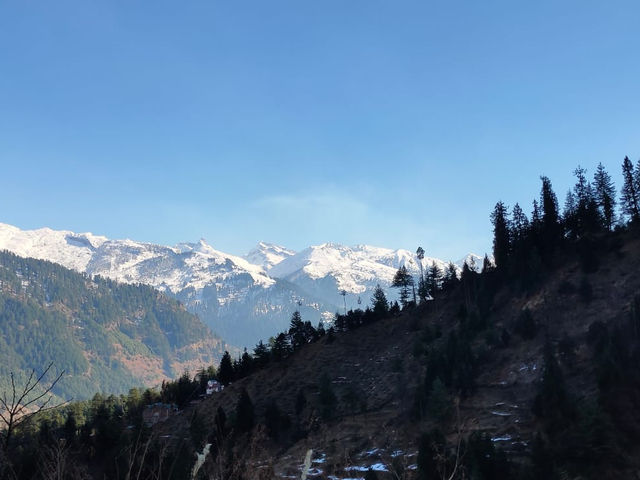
<box><xmin>511</xmin><ymin>203</ymin><xmax>529</xmax><ymax>242</ymax></box>
<box><xmin>593</xmin><ymin>162</ymin><xmax>617</xmax><ymax>231</ymax></box>
<box><xmin>217</xmin><ymin>351</ymin><xmax>234</xmax><ymax>386</ymax></box>
<box><xmin>392</xmin><ymin>266</ymin><xmax>414</xmax><ymax>308</ymax></box>
<box><xmin>441</xmin><ymin>262</ymin><xmax>459</xmax><ymax>291</ymax></box>
<box><xmin>371</xmin><ymin>284</ymin><xmax>389</xmax><ymax>315</ymax></box>
<box><xmin>288</xmin><ymin>310</ymin><xmax>306</xmax><ymax>350</ymax></box>
<box><xmin>539</xmin><ymin>176</ymin><xmax>562</xmax><ymax>253</ymax></box>
<box><xmin>425</xmin><ymin>262</ymin><xmax>443</xmax><ymax>298</ymax></box>
<box><xmin>253</xmin><ymin>340</ymin><xmax>270</xmax><ymax>367</ymax></box>
<box><xmin>563</xmin><ymin>190</ymin><xmax>578</xmax><ymax>240</ymax></box>
<box><xmin>572</xmin><ymin>166</ymin><xmax>601</xmax><ymax>236</ymax></box>
<box><xmin>271</xmin><ymin>332</ymin><xmax>291</xmax><ymax>360</ymax></box>
<box><xmin>621</xmin><ymin>156</ymin><xmax>640</xmax><ymax>222</ymax></box>
<box><xmin>490</xmin><ymin>201</ymin><xmax>510</xmax><ymax>270</ymax></box>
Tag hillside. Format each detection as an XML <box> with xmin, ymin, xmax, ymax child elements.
<box><xmin>3</xmin><ymin>161</ymin><xmax>639</xmax><ymax>479</ymax></box>
<box><xmin>143</xmin><ymin>229</ymin><xmax>640</xmax><ymax>479</ymax></box>
<box><xmin>0</xmin><ymin>250</ymin><xmax>228</xmax><ymax>400</ymax></box>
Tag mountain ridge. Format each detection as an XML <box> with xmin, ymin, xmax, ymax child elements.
<box><xmin>0</xmin><ymin>222</ymin><xmax>482</xmax><ymax>347</ymax></box>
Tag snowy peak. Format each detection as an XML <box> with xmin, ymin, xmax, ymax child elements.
<box><xmin>0</xmin><ymin>222</ymin><xmax>108</xmax><ymax>272</ymax></box>
<box><xmin>0</xmin><ymin>223</ymin><xmax>274</xmax><ymax>294</ymax></box>
<box><xmin>244</xmin><ymin>241</ymin><xmax>296</xmax><ymax>270</ymax></box>
<box><xmin>455</xmin><ymin>253</ymin><xmax>487</xmax><ymax>271</ymax></box>
<box><xmin>270</xmin><ymin>242</ymin><xmax>464</xmax><ymax>295</ymax></box>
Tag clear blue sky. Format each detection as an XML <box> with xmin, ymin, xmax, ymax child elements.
<box><xmin>1</xmin><ymin>1</ymin><xmax>638</xmax><ymax>260</ymax></box>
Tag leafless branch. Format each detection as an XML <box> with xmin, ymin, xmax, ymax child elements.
<box><xmin>1</xmin><ymin>362</ymin><xmax>68</xmax><ymax>450</ymax></box>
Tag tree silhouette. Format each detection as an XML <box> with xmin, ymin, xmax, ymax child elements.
<box><xmin>217</xmin><ymin>351</ymin><xmax>233</xmax><ymax>386</ymax></box>
<box><xmin>621</xmin><ymin>156</ymin><xmax>640</xmax><ymax>222</ymax></box>
<box><xmin>593</xmin><ymin>162</ymin><xmax>616</xmax><ymax>231</ymax></box>
<box><xmin>491</xmin><ymin>201</ymin><xmax>510</xmax><ymax>271</ymax></box>
<box><xmin>0</xmin><ymin>362</ymin><xmax>67</xmax><ymax>450</ymax></box>
<box><xmin>392</xmin><ymin>266</ymin><xmax>414</xmax><ymax>308</ymax></box>
<box><xmin>371</xmin><ymin>284</ymin><xmax>389</xmax><ymax>315</ymax></box>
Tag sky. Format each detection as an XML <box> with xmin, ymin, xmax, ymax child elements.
<box><xmin>1</xmin><ymin>1</ymin><xmax>639</xmax><ymax>261</ymax></box>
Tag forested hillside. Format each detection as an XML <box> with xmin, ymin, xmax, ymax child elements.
<box><xmin>0</xmin><ymin>250</ymin><xmax>227</xmax><ymax>400</ymax></box>
<box><xmin>4</xmin><ymin>159</ymin><xmax>640</xmax><ymax>479</ymax></box>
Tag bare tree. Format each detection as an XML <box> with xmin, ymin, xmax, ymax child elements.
<box><xmin>0</xmin><ymin>362</ymin><xmax>67</xmax><ymax>450</ymax></box>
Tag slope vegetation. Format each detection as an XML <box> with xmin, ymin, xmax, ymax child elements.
<box><xmin>0</xmin><ymin>250</ymin><xmax>227</xmax><ymax>400</ymax></box>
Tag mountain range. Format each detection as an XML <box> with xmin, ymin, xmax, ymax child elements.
<box><xmin>0</xmin><ymin>222</ymin><xmax>483</xmax><ymax>347</ymax></box>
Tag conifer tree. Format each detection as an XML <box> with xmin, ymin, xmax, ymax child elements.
<box><xmin>217</xmin><ymin>351</ymin><xmax>234</xmax><ymax>386</ymax></box>
<box><xmin>371</xmin><ymin>284</ymin><xmax>389</xmax><ymax>315</ymax></box>
<box><xmin>482</xmin><ymin>254</ymin><xmax>494</xmax><ymax>273</ymax></box>
<box><xmin>593</xmin><ymin>162</ymin><xmax>616</xmax><ymax>231</ymax></box>
<box><xmin>425</xmin><ymin>262</ymin><xmax>443</xmax><ymax>298</ymax></box>
<box><xmin>392</xmin><ymin>266</ymin><xmax>414</xmax><ymax>307</ymax></box>
<box><xmin>539</xmin><ymin>176</ymin><xmax>562</xmax><ymax>253</ymax></box>
<box><xmin>253</xmin><ymin>340</ymin><xmax>270</xmax><ymax>367</ymax></box>
<box><xmin>288</xmin><ymin>311</ymin><xmax>306</xmax><ymax>350</ymax></box>
<box><xmin>511</xmin><ymin>203</ymin><xmax>529</xmax><ymax>242</ymax></box>
<box><xmin>271</xmin><ymin>332</ymin><xmax>291</xmax><ymax>360</ymax></box>
<box><xmin>621</xmin><ymin>156</ymin><xmax>640</xmax><ymax>222</ymax></box>
<box><xmin>572</xmin><ymin>166</ymin><xmax>601</xmax><ymax>236</ymax></box>
<box><xmin>563</xmin><ymin>190</ymin><xmax>578</xmax><ymax>240</ymax></box>
<box><xmin>441</xmin><ymin>262</ymin><xmax>459</xmax><ymax>291</ymax></box>
<box><xmin>490</xmin><ymin>201</ymin><xmax>510</xmax><ymax>270</ymax></box>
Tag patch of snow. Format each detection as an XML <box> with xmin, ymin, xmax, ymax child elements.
<box><xmin>490</xmin><ymin>411</ymin><xmax>512</xmax><ymax>417</ymax></box>
<box><xmin>345</xmin><ymin>463</ymin><xmax>388</xmax><ymax>472</ymax></box>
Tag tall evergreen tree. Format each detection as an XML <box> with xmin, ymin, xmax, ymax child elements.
<box><xmin>490</xmin><ymin>201</ymin><xmax>510</xmax><ymax>270</ymax></box>
<box><xmin>253</xmin><ymin>340</ymin><xmax>270</xmax><ymax>367</ymax></box>
<box><xmin>392</xmin><ymin>266</ymin><xmax>414</xmax><ymax>307</ymax></box>
<box><xmin>593</xmin><ymin>162</ymin><xmax>617</xmax><ymax>231</ymax></box>
<box><xmin>217</xmin><ymin>351</ymin><xmax>234</xmax><ymax>386</ymax></box>
<box><xmin>371</xmin><ymin>284</ymin><xmax>389</xmax><ymax>315</ymax></box>
<box><xmin>511</xmin><ymin>203</ymin><xmax>529</xmax><ymax>242</ymax></box>
<box><xmin>425</xmin><ymin>262</ymin><xmax>443</xmax><ymax>298</ymax></box>
<box><xmin>270</xmin><ymin>332</ymin><xmax>291</xmax><ymax>361</ymax></box>
<box><xmin>621</xmin><ymin>156</ymin><xmax>640</xmax><ymax>222</ymax></box>
<box><xmin>441</xmin><ymin>262</ymin><xmax>459</xmax><ymax>291</ymax></box>
<box><xmin>539</xmin><ymin>176</ymin><xmax>562</xmax><ymax>253</ymax></box>
<box><xmin>288</xmin><ymin>310</ymin><xmax>306</xmax><ymax>350</ymax></box>
<box><xmin>572</xmin><ymin>166</ymin><xmax>601</xmax><ymax>236</ymax></box>
<box><xmin>563</xmin><ymin>190</ymin><xmax>578</xmax><ymax>240</ymax></box>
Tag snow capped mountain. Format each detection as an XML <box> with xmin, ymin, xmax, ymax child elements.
<box><xmin>269</xmin><ymin>243</ymin><xmax>480</xmax><ymax>310</ymax></box>
<box><xmin>0</xmin><ymin>222</ymin><xmax>107</xmax><ymax>272</ymax></box>
<box><xmin>0</xmin><ymin>223</ymin><xmax>332</xmax><ymax>347</ymax></box>
<box><xmin>0</xmin><ymin>222</ymin><xmax>483</xmax><ymax>348</ymax></box>
<box><xmin>244</xmin><ymin>242</ymin><xmax>296</xmax><ymax>270</ymax></box>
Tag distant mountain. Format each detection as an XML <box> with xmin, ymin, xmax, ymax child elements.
<box><xmin>0</xmin><ymin>250</ymin><xmax>227</xmax><ymax>400</ymax></box>
<box><xmin>0</xmin><ymin>223</ymin><xmax>483</xmax><ymax>348</ymax></box>
<box><xmin>0</xmin><ymin>223</ymin><xmax>338</xmax><ymax>348</ymax></box>
<box><xmin>269</xmin><ymin>243</ymin><xmax>484</xmax><ymax>310</ymax></box>
<box><xmin>244</xmin><ymin>242</ymin><xmax>296</xmax><ymax>270</ymax></box>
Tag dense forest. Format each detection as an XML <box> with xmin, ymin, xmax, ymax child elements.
<box><xmin>3</xmin><ymin>156</ymin><xmax>640</xmax><ymax>479</ymax></box>
<box><xmin>0</xmin><ymin>251</ymin><xmax>227</xmax><ymax>401</ymax></box>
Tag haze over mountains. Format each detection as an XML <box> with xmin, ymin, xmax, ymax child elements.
<box><xmin>0</xmin><ymin>222</ymin><xmax>482</xmax><ymax>347</ymax></box>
